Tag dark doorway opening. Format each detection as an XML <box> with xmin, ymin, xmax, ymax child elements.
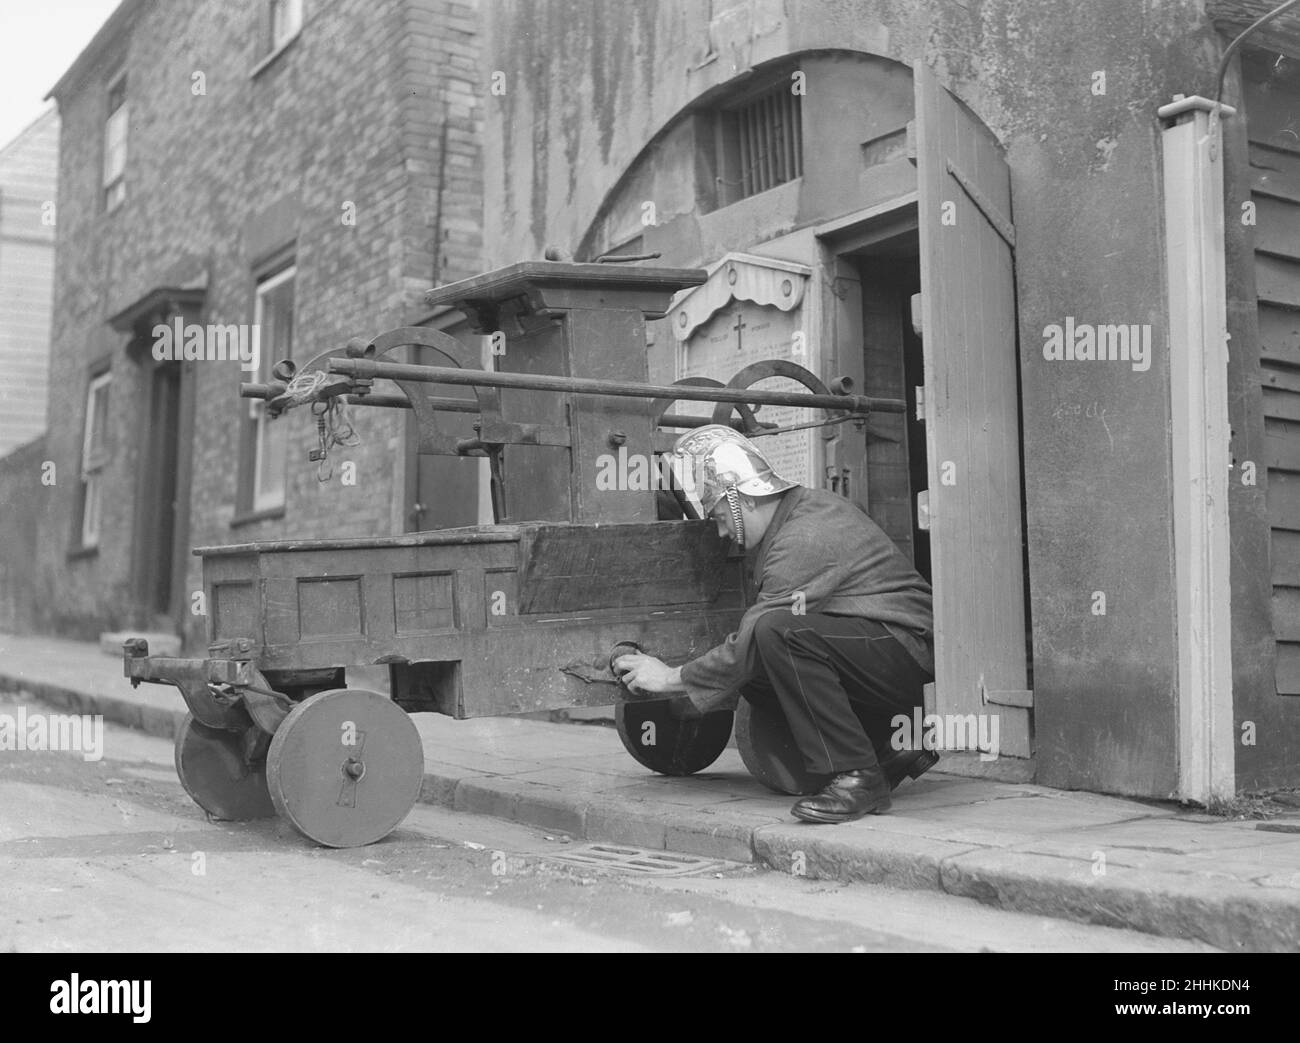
<box><xmin>844</xmin><ymin>241</ymin><xmax>929</xmax><ymax>583</ymax></box>
<box><xmin>133</xmin><ymin>356</ymin><xmax>187</xmax><ymax>629</ymax></box>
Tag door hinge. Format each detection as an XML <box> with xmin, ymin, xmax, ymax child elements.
<box><xmin>980</xmin><ymin>678</ymin><xmax>1033</xmax><ymax>708</ymax></box>
<box><xmin>916</xmin><ymin>489</ymin><xmax>930</xmax><ymax>530</ymax></box>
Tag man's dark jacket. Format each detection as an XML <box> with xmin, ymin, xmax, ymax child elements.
<box><xmin>679</xmin><ymin>486</ymin><xmax>934</xmax><ymax>712</ymax></box>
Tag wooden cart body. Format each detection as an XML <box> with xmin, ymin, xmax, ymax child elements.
<box><xmin>201</xmin><ymin>520</ymin><xmax>743</xmax><ymax>718</ymax></box>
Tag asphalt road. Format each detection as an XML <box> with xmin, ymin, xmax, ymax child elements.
<box><xmin>0</xmin><ymin>697</ymin><xmax>1218</xmax><ymax>953</ymax></box>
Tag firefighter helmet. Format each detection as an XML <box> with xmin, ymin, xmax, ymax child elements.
<box><xmin>672</xmin><ymin>424</ymin><xmax>795</xmax><ymax>514</ymax></box>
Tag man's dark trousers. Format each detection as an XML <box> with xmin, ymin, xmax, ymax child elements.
<box><xmin>740</xmin><ymin>609</ymin><xmax>932</xmax><ymax>776</ymax></box>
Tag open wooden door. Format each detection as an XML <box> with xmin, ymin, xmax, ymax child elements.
<box><xmin>912</xmin><ymin>62</ymin><xmax>1032</xmax><ymax>759</ymax></box>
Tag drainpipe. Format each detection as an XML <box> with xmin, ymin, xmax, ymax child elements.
<box><xmin>1157</xmin><ymin>93</ymin><xmax>1236</xmax><ymax>804</ymax></box>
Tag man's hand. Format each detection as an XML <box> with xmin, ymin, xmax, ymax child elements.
<box><xmin>612</xmin><ymin>653</ymin><xmax>685</xmax><ymax>695</ymax></box>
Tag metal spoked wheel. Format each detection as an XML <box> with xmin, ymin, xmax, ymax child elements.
<box><xmin>266</xmin><ymin>688</ymin><xmax>425</xmax><ymax>848</ymax></box>
<box><xmin>174</xmin><ymin>714</ymin><xmax>277</xmax><ymax>821</ymax></box>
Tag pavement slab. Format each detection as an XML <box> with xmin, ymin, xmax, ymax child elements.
<box><xmin>2</xmin><ymin>631</ymin><xmax>1298</xmax><ymax>950</ymax></box>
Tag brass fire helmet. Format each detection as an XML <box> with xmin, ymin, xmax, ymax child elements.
<box><xmin>672</xmin><ymin>425</ymin><xmax>795</xmax><ymax>544</ymax></box>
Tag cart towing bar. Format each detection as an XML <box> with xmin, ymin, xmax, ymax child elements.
<box><xmin>325</xmin><ymin>358</ymin><xmax>907</xmax><ymax>415</ymax></box>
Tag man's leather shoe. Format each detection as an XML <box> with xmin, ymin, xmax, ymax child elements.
<box><xmin>791</xmin><ymin>768</ymin><xmax>891</xmax><ymax>823</ymax></box>
<box><xmin>876</xmin><ymin>748</ymin><xmax>941</xmax><ymax>790</ymax></box>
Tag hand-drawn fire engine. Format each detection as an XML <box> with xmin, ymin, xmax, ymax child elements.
<box><xmin>123</xmin><ymin>260</ymin><xmax>904</xmax><ymax>847</ymax></box>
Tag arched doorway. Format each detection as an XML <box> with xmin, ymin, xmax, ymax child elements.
<box><xmin>577</xmin><ymin>53</ymin><xmax>1034</xmax><ymax>766</ymax></box>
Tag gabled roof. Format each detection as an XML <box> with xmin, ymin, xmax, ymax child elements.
<box><xmin>44</xmin><ymin>0</ymin><xmax>149</xmax><ymax>102</ymax></box>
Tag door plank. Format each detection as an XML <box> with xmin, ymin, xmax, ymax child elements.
<box><xmin>1265</xmin><ymin>418</ymin><xmax>1300</xmax><ymax>472</ymax></box>
<box><xmin>1271</xmin><ymin>586</ymin><xmax>1300</xmax><ymax>641</ymax></box>
<box><xmin>1257</xmin><ymin>255</ymin><xmax>1300</xmax><ymax>310</ymax></box>
<box><xmin>1271</xmin><ymin>530</ymin><xmax>1300</xmax><ymax>588</ymax></box>
<box><xmin>1252</xmin><ymin>195</ymin><xmax>1300</xmax><ymax>261</ymax></box>
<box><xmin>914</xmin><ymin>63</ymin><xmax>1031</xmax><ymax>756</ymax></box>
<box><xmin>1259</xmin><ymin>306</ymin><xmax>1300</xmax><ymax>367</ymax></box>
<box><xmin>1262</xmin><ymin>386</ymin><xmax>1300</xmax><ymax>422</ymax></box>
<box><xmin>1267</xmin><ymin>469</ymin><xmax>1300</xmax><ymax>530</ymax></box>
<box><xmin>1275</xmin><ymin>642</ymin><xmax>1300</xmax><ymax>695</ymax></box>
<box><xmin>1249</xmin><ymin>142</ymin><xmax>1300</xmax><ymax>189</ymax></box>
<box><xmin>1260</xmin><ymin>358</ymin><xmax>1300</xmax><ymax>392</ymax></box>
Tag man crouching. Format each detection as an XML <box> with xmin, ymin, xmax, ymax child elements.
<box><xmin>613</xmin><ymin>425</ymin><xmax>937</xmax><ymax>824</ymax></box>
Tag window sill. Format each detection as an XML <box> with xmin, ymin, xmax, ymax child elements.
<box><xmin>67</xmin><ymin>544</ymin><xmax>99</xmax><ymax>562</ymax></box>
<box><xmin>231</xmin><ymin>505</ymin><xmax>286</xmax><ymax>529</ymax></box>
<box><xmin>702</xmin><ymin>175</ymin><xmax>803</xmax><ymax>216</ymax></box>
<box><xmin>250</xmin><ymin>30</ymin><xmax>301</xmax><ymax>79</ymax></box>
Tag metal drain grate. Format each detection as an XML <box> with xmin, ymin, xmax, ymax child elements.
<box><xmin>543</xmin><ymin>843</ymin><xmax>729</xmax><ymax>877</ymax></box>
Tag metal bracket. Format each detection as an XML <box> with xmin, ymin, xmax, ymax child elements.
<box><xmin>980</xmin><ymin>676</ymin><xmax>1034</xmax><ymax>708</ymax></box>
<box><xmin>946</xmin><ymin>158</ymin><xmax>1016</xmax><ymax>249</ymax></box>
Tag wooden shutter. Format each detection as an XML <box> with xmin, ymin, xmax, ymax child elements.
<box><xmin>1242</xmin><ymin>72</ymin><xmax>1300</xmax><ymax>693</ymax></box>
<box><xmin>913</xmin><ymin>63</ymin><xmax>1032</xmax><ymax>758</ymax></box>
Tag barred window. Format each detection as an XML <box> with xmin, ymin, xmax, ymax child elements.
<box><xmin>711</xmin><ymin>79</ymin><xmax>803</xmax><ymax>208</ymax></box>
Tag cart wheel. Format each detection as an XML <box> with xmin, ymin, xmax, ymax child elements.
<box><xmin>735</xmin><ymin>698</ymin><xmax>827</xmax><ymax>796</ymax></box>
<box><xmin>174</xmin><ymin>714</ymin><xmax>277</xmax><ymax>821</ymax></box>
<box><xmin>266</xmin><ymin>688</ymin><xmax>424</xmax><ymax>848</ymax></box>
<box><xmin>615</xmin><ymin>700</ymin><xmax>734</xmax><ymax>776</ymax></box>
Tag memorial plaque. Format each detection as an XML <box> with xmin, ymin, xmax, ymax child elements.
<box><xmin>670</xmin><ymin>255</ymin><xmax>816</xmax><ymax>488</ymax></box>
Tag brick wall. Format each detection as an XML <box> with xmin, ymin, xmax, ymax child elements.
<box><xmin>38</xmin><ymin>0</ymin><xmax>482</xmax><ymax>646</ymax></box>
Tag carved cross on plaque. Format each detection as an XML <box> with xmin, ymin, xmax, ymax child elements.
<box><xmin>731</xmin><ymin>309</ymin><xmax>747</xmax><ymax>351</ymax></box>
<box><xmin>668</xmin><ymin>253</ymin><xmax>814</xmax><ymax>484</ymax></box>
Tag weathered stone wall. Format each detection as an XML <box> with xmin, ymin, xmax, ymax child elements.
<box><xmin>473</xmin><ymin>0</ymin><xmax>1278</xmax><ymax>795</ymax></box>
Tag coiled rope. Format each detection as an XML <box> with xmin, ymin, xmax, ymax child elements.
<box><xmin>281</xmin><ymin>370</ymin><xmax>361</xmax><ymax>482</ymax></box>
